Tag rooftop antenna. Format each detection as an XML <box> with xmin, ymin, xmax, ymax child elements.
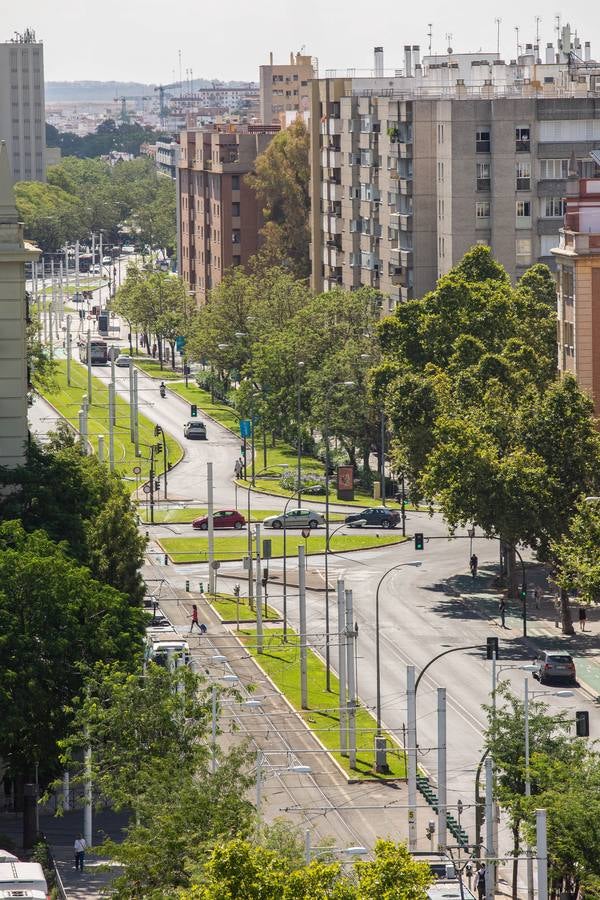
<box><xmin>515</xmin><ymin>26</ymin><xmax>520</xmax><ymax>58</ymax></box>
<box><xmin>178</xmin><ymin>49</ymin><xmax>183</xmax><ymax>99</ymax></box>
<box><xmin>535</xmin><ymin>15</ymin><xmax>541</xmax><ymax>51</ymax></box>
<box><xmin>445</xmin><ymin>32</ymin><xmax>453</xmax><ymax>54</ymax></box>
<box><xmin>555</xmin><ymin>14</ymin><xmax>561</xmax><ymax>50</ymax></box>
<box><xmin>428</xmin><ymin>23</ymin><xmax>433</xmax><ymax>56</ymax></box>
<box><xmin>495</xmin><ymin>17</ymin><xmax>502</xmax><ymax>57</ymax></box>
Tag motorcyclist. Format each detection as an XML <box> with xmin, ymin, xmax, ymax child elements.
<box><xmin>159</xmin><ymin>381</ymin><xmax>166</xmax><ymax>398</ymax></box>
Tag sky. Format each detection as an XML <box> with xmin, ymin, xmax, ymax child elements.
<box><xmin>4</xmin><ymin>0</ymin><xmax>599</xmax><ymax>84</ymax></box>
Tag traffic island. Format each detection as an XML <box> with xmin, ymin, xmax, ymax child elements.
<box><xmin>158</xmin><ymin>532</ymin><xmax>408</xmax><ymax>563</ymax></box>
<box><xmin>238</xmin><ymin>626</ymin><xmax>408</xmax><ymax>781</ymax></box>
<box><xmin>204</xmin><ymin>591</ymin><xmax>280</xmax><ymax>625</ymax></box>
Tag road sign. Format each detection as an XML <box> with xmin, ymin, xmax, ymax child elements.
<box><xmin>240</xmin><ymin>418</ymin><xmax>252</xmax><ymax>438</ymax></box>
<box><xmin>176</xmin><ymin>336</ymin><xmax>186</xmax><ymax>351</ymax></box>
<box><xmin>133</xmin><ymin>465</ymin><xmax>141</xmax><ymax>474</ymax></box>
<box><xmin>142</xmin><ymin>484</ymin><xmax>151</xmax><ymax>494</ymax></box>
<box><xmin>211</xmin><ymin>561</ymin><xmax>221</xmax><ymax>570</ymax></box>
<box><xmin>301</xmin><ymin>528</ymin><xmax>311</xmax><ymax>539</ymax></box>
<box><xmin>262</xmin><ymin>539</ymin><xmax>272</xmax><ymax>559</ymax></box>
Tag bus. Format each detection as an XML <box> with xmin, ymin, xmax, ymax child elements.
<box><xmin>78</xmin><ymin>338</ymin><xmax>108</xmax><ymax>365</ymax></box>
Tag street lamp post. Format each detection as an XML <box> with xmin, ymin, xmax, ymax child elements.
<box><xmin>297</xmin><ymin>361</ymin><xmax>305</xmax><ymax>506</ymax></box>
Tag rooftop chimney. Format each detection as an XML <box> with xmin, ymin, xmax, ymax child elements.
<box><xmin>585</xmin><ymin>41</ymin><xmax>591</xmax><ymax>62</ymax></box>
<box><xmin>412</xmin><ymin>45</ymin><xmax>421</xmax><ymax>68</ymax></box>
<box><xmin>404</xmin><ymin>45</ymin><xmax>412</xmax><ymax>77</ymax></box>
<box><xmin>545</xmin><ymin>42</ymin><xmax>554</xmax><ymax>64</ymax></box>
<box><xmin>374</xmin><ymin>46</ymin><xmax>384</xmax><ymax>77</ymax></box>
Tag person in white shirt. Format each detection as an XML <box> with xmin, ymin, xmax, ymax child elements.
<box><xmin>74</xmin><ymin>834</ymin><xmax>87</xmax><ymax>871</ymax></box>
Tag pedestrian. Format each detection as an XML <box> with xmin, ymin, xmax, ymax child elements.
<box><xmin>579</xmin><ymin>605</ymin><xmax>587</xmax><ymax>632</ymax></box>
<box><xmin>470</xmin><ymin>553</ymin><xmax>478</xmax><ymax>579</ymax></box>
<box><xmin>499</xmin><ymin>597</ymin><xmax>507</xmax><ymax>628</ymax></box>
<box><xmin>152</xmin><ymin>342</ymin><xmax>157</xmax><ymax>358</ymax></box>
<box><xmin>534</xmin><ymin>585</ymin><xmax>542</xmax><ymax>609</ymax></box>
<box><xmin>476</xmin><ymin>863</ymin><xmax>486</xmax><ymax>900</ymax></box>
<box><xmin>74</xmin><ymin>834</ymin><xmax>87</xmax><ymax>872</ymax></box>
<box><xmin>189</xmin><ymin>604</ymin><xmax>202</xmax><ymax>633</ymax></box>
<box><xmin>233</xmin><ymin>458</ymin><xmax>242</xmax><ymax>478</ymax></box>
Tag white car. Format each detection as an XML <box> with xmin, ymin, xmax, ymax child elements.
<box><xmin>263</xmin><ymin>508</ymin><xmax>325</xmax><ymax>529</ymax></box>
<box><xmin>115</xmin><ymin>355</ymin><xmax>131</xmax><ymax>367</ymax></box>
<box><xmin>102</xmin><ymin>255</ymin><xmax>112</xmax><ymax>264</ymax></box>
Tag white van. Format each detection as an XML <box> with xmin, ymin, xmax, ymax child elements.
<box><xmin>0</xmin><ymin>861</ymin><xmax>48</xmax><ymax>899</ymax></box>
<box><xmin>145</xmin><ymin>635</ymin><xmax>191</xmax><ymax>672</ymax></box>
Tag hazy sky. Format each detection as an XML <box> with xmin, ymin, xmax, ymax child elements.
<box><xmin>4</xmin><ymin>0</ymin><xmax>599</xmax><ymax>83</ymax></box>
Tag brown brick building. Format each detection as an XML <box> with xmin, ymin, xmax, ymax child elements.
<box><xmin>178</xmin><ymin>124</ymin><xmax>279</xmax><ymax>304</ymax></box>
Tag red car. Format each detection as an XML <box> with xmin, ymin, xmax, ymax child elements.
<box><xmin>192</xmin><ymin>509</ymin><xmax>246</xmax><ymax>530</ymax></box>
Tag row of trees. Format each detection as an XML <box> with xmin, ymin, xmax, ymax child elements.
<box><xmin>15</xmin><ymin>155</ymin><xmax>176</xmax><ymax>255</ymax></box>
<box><xmin>58</xmin><ymin>662</ymin><xmax>433</xmax><ymax>899</ymax></box>
<box><xmin>45</xmin><ymin>119</ymin><xmax>171</xmax><ymax>161</ymax></box>
<box><xmin>0</xmin><ymin>433</ymin><xmax>147</xmax><ymax>785</ymax></box>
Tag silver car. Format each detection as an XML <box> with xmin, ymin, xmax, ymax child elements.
<box><xmin>535</xmin><ymin>650</ymin><xmax>577</xmax><ymax>684</ymax></box>
<box><xmin>263</xmin><ymin>508</ymin><xmax>325</xmax><ymax>529</ymax></box>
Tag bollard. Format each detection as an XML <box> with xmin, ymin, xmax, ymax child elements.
<box><xmin>375</xmin><ymin>735</ymin><xmax>389</xmax><ymax>774</ymax></box>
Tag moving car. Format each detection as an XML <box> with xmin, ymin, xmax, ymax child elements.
<box><xmin>193</xmin><ymin>509</ymin><xmax>246</xmax><ymax>530</ymax></box>
<box><xmin>534</xmin><ymin>649</ymin><xmax>577</xmax><ymax>684</ymax></box>
<box><xmin>115</xmin><ymin>354</ymin><xmax>131</xmax><ymax>367</ymax></box>
<box><xmin>183</xmin><ymin>420</ymin><xmax>207</xmax><ymax>440</ymax></box>
<box><xmin>263</xmin><ymin>508</ymin><xmax>325</xmax><ymax>529</ymax></box>
<box><xmin>345</xmin><ymin>507</ymin><xmax>400</xmax><ymax>528</ymax></box>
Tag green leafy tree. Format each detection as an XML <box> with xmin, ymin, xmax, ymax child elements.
<box><xmin>245</xmin><ymin>119</ymin><xmax>311</xmax><ymax>279</ymax></box>
<box><xmin>85</xmin><ymin>490</ymin><xmax>146</xmax><ymax>604</ymax></box>
<box><xmin>552</xmin><ymin>497</ymin><xmax>600</xmax><ymax>605</ymax></box>
<box><xmin>353</xmin><ymin>840</ymin><xmax>434</xmax><ymax>899</ymax></box>
<box><xmin>0</xmin><ymin>522</ymin><xmax>145</xmax><ymax>782</ymax></box>
<box><xmin>14</xmin><ymin>181</ymin><xmax>86</xmax><ymax>252</ymax></box>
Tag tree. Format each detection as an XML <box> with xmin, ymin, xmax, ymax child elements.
<box><xmin>245</xmin><ymin>119</ymin><xmax>311</xmax><ymax>279</ymax></box>
<box><xmin>0</xmin><ymin>522</ymin><xmax>145</xmax><ymax>783</ymax></box>
<box><xmin>353</xmin><ymin>840</ymin><xmax>434</xmax><ymax>900</ymax></box>
<box><xmin>85</xmin><ymin>490</ymin><xmax>147</xmax><ymax>605</ymax></box>
<box><xmin>60</xmin><ymin>665</ymin><xmax>255</xmax><ymax>899</ymax></box>
<box><xmin>14</xmin><ymin>180</ymin><xmax>86</xmax><ymax>252</ymax></box>
<box><xmin>552</xmin><ymin>497</ymin><xmax>600</xmax><ymax>605</ymax></box>
<box><xmin>483</xmin><ymin>683</ymin><xmax>580</xmax><ymax>898</ymax></box>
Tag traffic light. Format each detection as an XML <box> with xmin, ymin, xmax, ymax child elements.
<box><xmin>414</xmin><ymin>532</ymin><xmax>424</xmax><ymax>551</ymax></box>
<box><xmin>154</xmin><ymin>424</ymin><xmax>161</xmax><ymax>437</ymax></box>
<box><xmin>486</xmin><ymin>636</ymin><xmax>499</xmax><ymax>660</ymax></box>
<box><xmin>240</xmin><ymin>445</ymin><xmax>246</xmax><ymax>456</ymax></box>
<box><xmin>519</xmin><ymin>584</ymin><xmax>528</xmax><ymax>602</ymax></box>
<box><xmin>261</xmin><ymin>567</ymin><xmax>269</xmax><ymax>588</ymax></box>
<box><xmin>576</xmin><ymin>710</ymin><xmax>590</xmax><ymax>737</ymax></box>
<box><xmin>190</xmin><ymin>404</ymin><xmax>198</xmax><ymax>418</ymax></box>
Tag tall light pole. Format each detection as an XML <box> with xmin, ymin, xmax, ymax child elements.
<box><xmin>296</xmin><ymin>360</ymin><xmax>305</xmax><ymax>505</ymax></box>
<box><xmin>323</xmin><ymin>381</ymin><xmax>355</xmax><ymax>691</ymax></box>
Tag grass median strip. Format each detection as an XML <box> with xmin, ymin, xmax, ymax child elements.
<box><xmin>239</xmin><ymin>627</ymin><xmax>407</xmax><ymax>779</ymax></box>
<box><xmin>41</xmin><ymin>360</ymin><xmax>183</xmax><ymax>481</ymax></box>
<box><xmin>138</xmin><ymin>506</ymin><xmax>347</xmax><ymax>524</ymax></box>
<box><xmin>159</xmin><ymin>531</ymin><xmax>407</xmax><ymax>563</ymax></box>
<box><xmin>134</xmin><ymin>359</ymin><xmax>184</xmax><ymax>380</ymax></box>
<box><xmin>205</xmin><ymin>592</ymin><xmax>279</xmax><ymax>623</ymax></box>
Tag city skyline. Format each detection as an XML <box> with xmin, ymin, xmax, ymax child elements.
<box><xmin>5</xmin><ymin>0</ymin><xmax>598</xmax><ymax>83</ymax></box>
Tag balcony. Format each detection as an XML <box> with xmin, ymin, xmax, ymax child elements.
<box><xmin>398</xmin><ymin>178</ymin><xmax>413</xmax><ymax>195</ymax></box>
<box><xmin>390</xmin><ymin>267</ymin><xmax>406</xmax><ymax>286</ymax></box>
<box><xmin>516</xmin><ymin>177</ymin><xmax>531</xmax><ymax>191</ymax></box>
<box><xmin>398</xmin><ymin>213</ymin><xmax>413</xmax><ymax>229</ymax></box>
<box><xmin>321</xmin><ymin>149</ymin><xmax>342</xmax><ymax>168</ymax></box>
<box><xmin>516</xmin><ymin>140</ymin><xmax>531</xmax><ymax>153</ymax></box>
<box><xmin>320</xmin><ymin>118</ymin><xmax>342</xmax><ymax>136</ymax></box>
<box><xmin>476</xmin><ymin>178</ymin><xmax>491</xmax><ymax>192</ymax></box>
<box><xmin>400</xmin><ymin>249</ymin><xmax>413</xmax><ymax>267</ymax></box>
<box><xmin>476</xmin><ymin>140</ymin><xmax>491</xmax><ymax>153</ymax></box>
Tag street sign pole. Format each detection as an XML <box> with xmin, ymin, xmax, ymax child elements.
<box><xmin>207</xmin><ymin>462</ymin><xmax>215</xmax><ymax>592</ymax></box>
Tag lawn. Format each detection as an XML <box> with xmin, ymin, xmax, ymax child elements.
<box><xmin>206</xmin><ymin>592</ymin><xmax>279</xmax><ymax>623</ymax></box>
<box><xmin>138</xmin><ymin>506</ymin><xmax>347</xmax><ymax>524</ymax></box>
<box><xmin>134</xmin><ymin>358</ymin><xmax>184</xmax><ymax>381</ymax></box>
<box><xmin>245</xmin><ymin>477</ymin><xmax>419</xmax><ymax>510</ymax></box>
<box><xmin>240</xmin><ymin>627</ymin><xmax>407</xmax><ymax>779</ymax></box>
<box><xmin>41</xmin><ymin>360</ymin><xmax>183</xmax><ymax>482</ymax></box>
<box><xmin>159</xmin><ymin>531</ymin><xmax>407</xmax><ymax>563</ymax></box>
<box><xmin>40</xmin><ymin>280</ymin><xmax>105</xmax><ymax>296</ymax></box>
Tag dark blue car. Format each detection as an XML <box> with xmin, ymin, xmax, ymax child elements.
<box><xmin>345</xmin><ymin>507</ymin><xmax>400</xmax><ymax>528</ymax></box>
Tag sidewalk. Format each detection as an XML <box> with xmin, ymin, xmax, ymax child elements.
<box><xmin>452</xmin><ymin>564</ymin><xmax>600</xmax><ymax>696</ymax></box>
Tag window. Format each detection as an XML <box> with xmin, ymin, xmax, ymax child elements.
<box><xmin>438</xmin><ymin>198</ymin><xmax>445</xmax><ymax>220</ymax></box>
<box><xmin>476</xmin><ymin>129</ymin><xmax>490</xmax><ymax>152</ymax></box>
<box><xmin>540</xmin><ymin>159</ymin><xmax>568</xmax><ymax>180</ymax></box>
<box><xmin>476</xmin><ymin>201</ymin><xmax>491</xmax><ymax>219</ymax></box>
<box><xmin>437</xmin><ymin>123</ymin><xmax>445</xmax><ymax>143</ymax></box>
<box><xmin>516</xmin><ymin>161</ymin><xmax>531</xmax><ymax>191</ymax></box>
<box><xmin>516</xmin><ymin>238</ymin><xmax>532</xmax><ymax>265</ymax></box>
<box><xmin>540</xmin><ymin>234</ymin><xmax>559</xmax><ymax>256</ymax></box>
<box><xmin>231</xmin><ymin>175</ymin><xmax>240</xmax><ymax>190</ymax></box>
<box><xmin>231</xmin><ymin>202</ymin><xmax>240</xmax><ymax>217</ymax></box>
<box><xmin>516</xmin><ymin>126</ymin><xmax>530</xmax><ymax>152</ymax></box>
<box><xmin>437</xmin><ymin>161</ymin><xmax>444</xmax><ymax>182</ymax></box>
<box><xmin>543</xmin><ymin>197</ymin><xmax>566</xmax><ymax>218</ymax></box>
<box><xmin>477</xmin><ymin>162</ymin><xmax>490</xmax><ymax>191</ymax></box>
<box><xmin>516</xmin><ymin>200</ymin><xmax>531</xmax><ymax>224</ymax></box>
<box><xmin>438</xmin><ymin>235</ymin><xmax>445</xmax><ymax>256</ymax></box>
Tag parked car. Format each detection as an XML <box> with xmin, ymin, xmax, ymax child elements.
<box><xmin>122</xmin><ymin>244</ymin><xmax>136</xmax><ymax>254</ymax></box>
<box><xmin>183</xmin><ymin>420</ymin><xmax>207</xmax><ymax>440</ymax></box>
<box><xmin>102</xmin><ymin>255</ymin><xmax>112</xmax><ymax>264</ymax></box>
<box><xmin>115</xmin><ymin>354</ymin><xmax>131</xmax><ymax>367</ymax></box>
<box><xmin>263</xmin><ymin>508</ymin><xmax>325</xmax><ymax>529</ymax></box>
<box><xmin>534</xmin><ymin>649</ymin><xmax>577</xmax><ymax>684</ymax></box>
<box><xmin>193</xmin><ymin>509</ymin><xmax>246</xmax><ymax>530</ymax></box>
<box><xmin>345</xmin><ymin>507</ymin><xmax>400</xmax><ymax>528</ymax></box>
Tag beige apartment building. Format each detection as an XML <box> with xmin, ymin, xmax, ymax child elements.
<box><xmin>0</xmin><ymin>141</ymin><xmax>39</xmax><ymax>468</ymax></box>
<box><xmin>260</xmin><ymin>52</ymin><xmax>315</xmax><ymax>125</ymax></box>
<box><xmin>178</xmin><ymin>124</ymin><xmax>279</xmax><ymax>304</ymax></box>
<box><xmin>553</xmin><ymin>164</ymin><xmax>600</xmax><ymax>415</ymax></box>
<box><xmin>0</xmin><ymin>29</ymin><xmax>45</xmax><ymax>182</ymax></box>
<box><xmin>310</xmin><ymin>32</ymin><xmax>600</xmax><ymax>312</ymax></box>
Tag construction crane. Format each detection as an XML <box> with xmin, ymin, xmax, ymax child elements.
<box><xmin>113</xmin><ymin>95</ymin><xmax>152</xmax><ymax>124</ymax></box>
<box><xmin>154</xmin><ymin>85</ymin><xmax>172</xmax><ymax>126</ymax></box>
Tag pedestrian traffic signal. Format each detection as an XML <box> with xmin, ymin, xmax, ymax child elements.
<box><xmin>414</xmin><ymin>532</ymin><xmax>424</xmax><ymax>551</ymax></box>
<box><xmin>519</xmin><ymin>585</ymin><xmax>527</xmax><ymax>602</ymax></box>
<box><xmin>576</xmin><ymin>710</ymin><xmax>590</xmax><ymax>737</ymax></box>
<box><xmin>486</xmin><ymin>637</ymin><xmax>499</xmax><ymax>660</ymax></box>
<box><xmin>190</xmin><ymin>404</ymin><xmax>198</xmax><ymax>417</ymax></box>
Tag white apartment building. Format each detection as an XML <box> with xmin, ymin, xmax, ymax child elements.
<box><xmin>0</xmin><ymin>29</ymin><xmax>46</xmax><ymax>182</ymax></box>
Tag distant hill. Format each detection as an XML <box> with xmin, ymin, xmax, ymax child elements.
<box><xmin>46</xmin><ymin>79</ymin><xmax>257</xmax><ymax>102</ymax></box>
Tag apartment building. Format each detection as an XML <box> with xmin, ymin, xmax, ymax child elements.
<box><xmin>178</xmin><ymin>124</ymin><xmax>279</xmax><ymax>303</ymax></box>
<box><xmin>260</xmin><ymin>52</ymin><xmax>315</xmax><ymax>125</ymax></box>
<box><xmin>310</xmin><ymin>30</ymin><xmax>600</xmax><ymax>311</ymax></box>
<box><xmin>553</xmin><ymin>161</ymin><xmax>600</xmax><ymax>414</ymax></box>
<box><xmin>0</xmin><ymin>141</ymin><xmax>40</xmax><ymax>468</ymax></box>
<box><xmin>0</xmin><ymin>29</ymin><xmax>45</xmax><ymax>182</ymax></box>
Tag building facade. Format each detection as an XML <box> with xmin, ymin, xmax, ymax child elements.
<box><xmin>260</xmin><ymin>52</ymin><xmax>315</xmax><ymax>125</ymax></box>
<box><xmin>0</xmin><ymin>141</ymin><xmax>39</xmax><ymax>468</ymax></box>
<box><xmin>553</xmin><ymin>165</ymin><xmax>600</xmax><ymax>414</ymax></box>
<box><xmin>178</xmin><ymin>124</ymin><xmax>279</xmax><ymax>303</ymax></box>
<box><xmin>310</xmin><ymin>33</ymin><xmax>600</xmax><ymax>311</ymax></box>
<box><xmin>0</xmin><ymin>29</ymin><xmax>45</xmax><ymax>182</ymax></box>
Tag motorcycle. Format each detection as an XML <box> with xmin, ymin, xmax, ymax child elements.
<box><xmin>159</xmin><ymin>383</ymin><xmax>166</xmax><ymax>399</ymax></box>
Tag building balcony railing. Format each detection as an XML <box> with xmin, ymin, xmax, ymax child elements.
<box><xmin>516</xmin><ymin>140</ymin><xmax>531</xmax><ymax>152</ymax></box>
<box><xmin>476</xmin><ymin>178</ymin><xmax>491</xmax><ymax>192</ymax></box>
<box><xmin>516</xmin><ymin>178</ymin><xmax>531</xmax><ymax>191</ymax></box>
